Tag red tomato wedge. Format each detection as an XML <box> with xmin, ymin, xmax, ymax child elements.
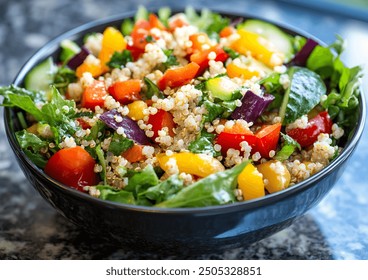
<box><xmin>107</xmin><ymin>79</ymin><xmax>141</xmax><ymax>104</ymax></box>
<box><xmin>287</xmin><ymin>111</ymin><xmax>333</xmax><ymax>147</ymax></box>
<box><xmin>147</xmin><ymin>109</ymin><xmax>176</xmax><ymax>140</ymax></box>
<box><xmin>157</xmin><ymin>62</ymin><xmax>200</xmax><ymax>90</ymax></box>
<box><xmin>254</xmin><ymin>123</ymin><xmax>282</xmax><ymax>158</ymax></box>
<box><xmin>44</xmin><ymin>146</ymin><xmax>99</xmax><ymax>191</ymax></box>
<box><xmin>81</xmin><ymin>80</ymin><xmax>108</xmax><ymax>110</ymax></box>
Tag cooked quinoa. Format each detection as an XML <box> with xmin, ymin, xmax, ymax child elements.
<box><xmin>0</xmin><ymin>7</ymin><xmax>362</xmax><ymax>208</ymax></box>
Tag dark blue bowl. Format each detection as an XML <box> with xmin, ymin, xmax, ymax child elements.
<box><xmin>3</xmin><ymin>11</ymin><xmax>366</xmax><ymax>253</ymax></box>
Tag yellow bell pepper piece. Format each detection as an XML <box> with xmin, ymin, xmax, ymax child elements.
<box><xmin>157</xmin><ymin>152</ymin><xmax>225</xmax><ymax>178</ymax></box>
<box><xmin>127</xmin><ymin>100</ymin><xmax>147</xmax><ymax>120</ymax></box>
<box><xmin>226</xmin><ymin>62</ymin><xmax>261</xmax><ymax>79</ymax></box>
<box><xmin>76</xmin><ymin>60</ymin><xmax>103</xmax><ymax>78</ymax></box>
<box><xmin>99</xmin><ymin>27</ymin><xmax>127</xmax><ymax>72</ymax></box>
<box><xmin>257</xmin><ymin>160</ymin><xmax>291</xmax><ymax>193</ymax></box>
<box><xmin>237</xmin><ymin>163</ymin><xmax>265</xmax><ymax>200</ymax></box>
<box><xmin>230</xmin><ymin>30</ymin><xmax>284</xmax><ymax>67</ymax></box>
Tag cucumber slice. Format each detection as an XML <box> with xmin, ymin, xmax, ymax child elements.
<box><xmin>60</xmin><ymin>39</ymin><xmax>81</xmax><ymax>64</ymax></box>
<box><xmin>238</xmin><ymin>19</ymin><xmax>294</xmax><ymax>61</ymax></box>
<box><xmin>24</xmin><ymin>57</ymin><xmax>57</xmax><ymax>93</ymax></box>
<box><xmin>206</xmin><ymin>76</ymin><xmax>239</xmax><ymax>101</ymax></box>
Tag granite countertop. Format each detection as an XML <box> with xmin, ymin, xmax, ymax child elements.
<box><xmin>0</xmin><ymin>0</ymin><xmax>367</xmax><ymax>260</ymax></box>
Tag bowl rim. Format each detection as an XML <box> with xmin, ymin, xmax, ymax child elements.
<box><xmin>4</xmin><ymin>9</ymin><xmax>367</xmax><ymax>215</ymax></box>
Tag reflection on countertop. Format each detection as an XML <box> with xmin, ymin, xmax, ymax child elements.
<box><xmin>0</xmin><ymin>0</ymin><xmax>367</xmax><ymax>260</ymax></box>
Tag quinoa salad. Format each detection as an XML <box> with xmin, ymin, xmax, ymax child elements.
<box><xmin>0</xmin><ymin>7</ymin><xmax>363</xmax><ymax>207</ymax></box>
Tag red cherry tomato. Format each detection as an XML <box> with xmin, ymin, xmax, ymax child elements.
<box><xmin>44</xmin><ymin>146</ymin><xmax>99</xmax><ymax>191</ymax></box>
<box><xmin>287</xmin><ymin>111</ymin><xmax>332</xmax><ymax>147</ymax></box>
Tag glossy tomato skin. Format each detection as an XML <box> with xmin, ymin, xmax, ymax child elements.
<box><xmin>287</xmin><ymin>111</ymin><xmax>332</xmax><ymax>147</ymax></box>
<box><xmin>44</xmin><ymin>146</ymin><xmax>99</xmax><ymax>191</ymax></box>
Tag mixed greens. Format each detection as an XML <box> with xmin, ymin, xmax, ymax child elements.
<box><xmin>0</xmin><ymin>6</ymin><xmax>363</xmax><ymax>208</ymax></box>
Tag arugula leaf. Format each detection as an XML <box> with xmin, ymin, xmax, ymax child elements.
<box><xmin>0</xmin><ymin>85</ymin><xmax>46</xmax><ymax>108</ymax></box>
<box><xmin>53</xmin><ymin>66</ymin><xmax>77</xmax><ymax>94</ymax></box>
<box><xmin>5</xmin><ymin>94</ymin><xmax>45</xmax><ymax>121</ymax></box>
<box><xmin>97</xmin><ymin>185</ymin><xmax>136</xmax><ymax>205</ymax></box>
<box><xmin>143</xmin><ymin>77</ymin><xmax>164</xmax><ymax>99</ymax></box>
<box><xmin>188</xmin><ymin>129</ymin><xmax>220</xmax><ymax>157</ymax></box>
<box><xmin>108</xmin><ymin>132</ymin><xmax>134</xmax><ymax>156</ymax></box>
<box><xmin>15</xmin><ymin>130</ymin><xmax>49</xmax><ymax>168</ymax></box>
<box><xmin>274</xmin><ymin>133</ymin><xmax>301</xmax><ymax>161</ymax></box>
<box><xmin>85</xmin><ymin>120</ymin><xmax>106</xmax><ymax>141</ymax></box>
<box><xmin>279</xmin><ymin>66</ymin><xmax>326</xmax><ymax>124</ymax></box>
<box><xmin>140</xmin><ymin>175</ymin><xmax>184</xmax><ymax>204</ymax></box>
<box><xmin>106</xmin><ymin>50</ymin><xmax>133</xmax><ymax>69</ymax></box>
<box><xmin>156</xmin><ymin>161</ymin><xmax>248</xmax><ymax>208</ymax></box>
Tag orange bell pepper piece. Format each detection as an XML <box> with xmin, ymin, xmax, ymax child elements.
<box><xmin>81</xmin><ymin>80</ymin><xmax>108</xmax><ymax>110</ymax></box>
<box><xmin>121</xmin><ymin>144</ymin><xmax>146</xmax><ymax>163</ymax></box>
<box><xmin>157</xmin><ymin>62</ymin><xmax>200</xmax><ymax>90</ymax></box>
<box><xmin>107</xmin><ymin>79</ymin><xmax>141</xmax><ymax>105</ymax></box>
<box><xmin>226</xmin><ymin>62</ymin><xmax>261</xmax><ymax>79</ymax></box>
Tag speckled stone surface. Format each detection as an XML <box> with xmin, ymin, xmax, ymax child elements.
<box><xmin>0</xmin><ymin>0</ymin><xmax>367</xmax><ymax>260</ymax></box>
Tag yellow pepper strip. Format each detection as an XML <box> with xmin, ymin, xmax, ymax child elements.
<box><xmin>99</xmin><ymin>27</ymin><xmax>127</xmax><ymax>72</ymax></box>
<box><xmin>76</xmin><ymin>61</ymin><xmax>103</xmax><ymax>78</ymax></box>
<box><xmin>127</xmin><ymin>100</ymin><xmax>147</xmax><ymax>120</ymax></box>
<box><xmin>230</xmin><ymin>30</ymin><xmax>284</xmax><ymax>67</ymax></box>
<box><xmin>157</xmin><ymin>152</ymin><xmax>225</xmax><ymax>178</ymax></box>
<box><xmin>237</xmin><ymin>163</ymin><xmax>265</xmax><ymax>200</ymax></box>
<box><xmin>226</xmin><ymin>62</ymin><xmax>261</xmax><ymax>79</ymax></box>
<box><xmin>257</xmin><ymin>160</ymin><xmax>291</xmax><ymax>194</ymax></box>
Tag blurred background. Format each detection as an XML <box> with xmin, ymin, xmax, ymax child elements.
<box><xmin>0</xmin><ymin>0</ymin><xmax>367</xmax><ymax>259</ymax></box>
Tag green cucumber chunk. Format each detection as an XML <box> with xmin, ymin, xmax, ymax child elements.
<box><xmin>24</xmin><ymin>57</ymin><xmax>57</xmax><ymax>94</ymax></box>
<box><xmin>206</xmin><ymin>76</ymin><xmax>239</xmax><ymax>101</ymax></box>
<box><xmin>238</xmin><ymin>19</ymin><xmax>294</xmax><ymax>61</ymax></box>
<box><xmin>60</xmin><ymin>39</ymin><xmax>81</xmax><ymax>64</ymax></box>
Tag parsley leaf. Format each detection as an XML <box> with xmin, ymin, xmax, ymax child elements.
<box><xmin>108</xmin><ymin>132</ymin><xmax>134</xmax><ymax>156</ymax></box>
<box><xmin>107</xmin><ymin>50</ymin><xmax>133</xmax><ymax>69</ymax></box>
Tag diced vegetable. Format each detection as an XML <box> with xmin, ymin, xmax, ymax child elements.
<box><xmin>24</xmin><ymin>57</ymin><xmax>57</xmax><ymax>93</ymax></box>
<box><xmin>289</xmin><ymin>38</ymin><xmax>319</xmax><ymax>67</ymax></box>
<box><xmin>216</xmin><ymin>128</ymin><xmax>256</xmax><ymax>156</ymax></box>
<box><xmin>206</xmin><ymin>76</ymin><xmax>239</xmax><ymax>101</ymax></box>
<box><xmin>107</xmin><ymin>79</ymin><xmax>141</xmax><ymax>104</ymax></box>
<box><xmin>156</xmin><ymin>160</ymin><xmax>247</xmax><ymax>208</ymax></box>
<box><xmin>99</xmin><ymin>109</ymin><xmax>150</xmax><ymax>145</ymax></box>
<box><xmin>67</xmin><ymin>47</ymin><xmax>90</xmax><ymax>70</ymax></box>
<box><xmin>122</xmin><ymin>144</ymin><xmax>146</xmax><ymax>163</ymax></box>
<box><xmin>257</xmin><ymin>160</ymin><xmax>291</xmax><ymax>193</ymax></box>
<box><xmin>226</xmin><ymin>62</ymin><xmax>261</xmax><ymax>79</ymax></box>
<box><xmin>81</xmin><ymin>80</ymin><xmax>108</xmax><ymax>110</ymax></box>
<box><xmin>44</xmin><ymin>146</ymin><xmax>99</xmax><ymax>191</ymax></box>
<box><xmin>157</xmin><ymin>152</ymin><xmax>224</xmax><ymax>178</ymax></box>
<box><xmin>237</xmin><ymin>19</ymin><xmax>294</xmax><ymax>61</ymax></box>
<box><xmin>60</xmin><ymin>39</ymin><xmax>81</xmax><ymax>64</ymax></box>
<box><xmin>147</xmin><ymin>109</ymin><xmax>175</xmax><ymax>139</ymax></box>
<box><xmin>157</xmin><ymin>62</ymin><xmax>200</xmax><ymax>90</ymax></box>
<box><xmin>127</xmin><ymin>100</ymin><xmax>147</xmax><ymax>120</ymax></box>
<box><xmin>237</xmin><ymin>163</ymin><xmax>265</xmax><ymax>200</ymax></box>
<box><xmin>230</xmin><ymin>90</ymin><xmax>275</xmax><ymax>123</ymax></box>
<box><xmin>287</xmin><ymin>111</ymin><xmax>332</xmax><ymax>147</ymax></box>
<box><xmin>254</xmin><ymin>123</ymin><xmax>282</xmax><ymax>158</ymax></box>
<box><xmin>231</xmin><ymin>29</ymin><xmax>284</xmax><ymax>67</ymax></box>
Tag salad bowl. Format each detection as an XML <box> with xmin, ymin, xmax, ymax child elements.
<box><xmin>3</xmin><ymin>9</ymin><xmax>366</xmax><ymax>253</ymax></box>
